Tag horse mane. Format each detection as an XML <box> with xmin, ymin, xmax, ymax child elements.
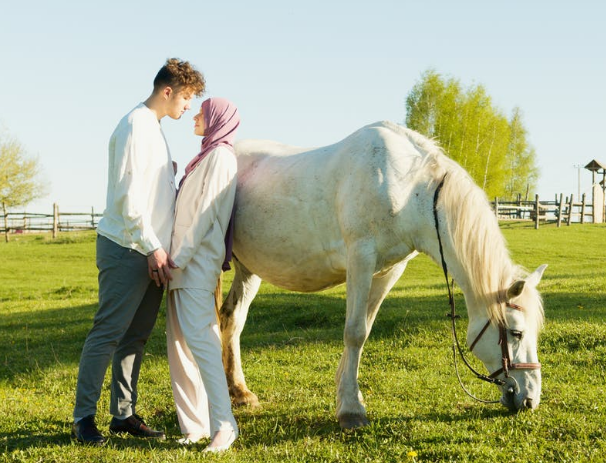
<box><xmin>398</xmin><ymin>126</ymin><xmax>544</xmax><ymax>332</ymax></box>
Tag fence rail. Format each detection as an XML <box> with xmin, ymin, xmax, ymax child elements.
<box><xmin>1</xmin><ymin>204</ymin><xmax>101</xmax><ymax>240</ymax></box>
<box><xmin>494</xmin><ymin>193</ymin><xmax>603</xmax><ymax>228</ymax></box>
<box><xmin>1</xmin><ymin>194</ymin><xmax>604</xmax><ymax>240</ymax></box>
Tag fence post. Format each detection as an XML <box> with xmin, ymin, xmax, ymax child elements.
<box><xmin>517</xmin><ymin>193</ymin><xmax>521</xmax><ymax>219</ymax></box>
<box><xmin>535</xmin><ymin>194</ymin><xmax>540</xmax><ymax>229</ymax></box>
<box><xmin>581</xmin><ymin>193</ymin><xmax>586</xmax><ymax>224</ymax></box>
<box><xmin>2</xmin><ymin>203</ymin><xmax>8</xmax><ymax>243</ymax></box>
<box><xmin>567</xmin><ymin>194</ymin><xmax>574</xmax><ymax>226</ymax></box>
<box><xmin>52</xmin><ymin>203</ymin><xmax>59</xmax><ymax>239</ymax></box>
<box><xmin>494</xmin><ymin>197</ymin><xmax>499</xmax><ymax>219</ymax></box>
<box><xmin>557</xmin><ymin>193</ymin><xmax>563</xmax><ymax>227</ymax></box>
<box><xmin>91</xmin><ymin>207</ymin><xmax>95</xmax><ymax>228</ymax></box>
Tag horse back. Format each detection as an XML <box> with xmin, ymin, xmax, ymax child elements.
<box><xmin>232</xmin><ymin>122</ymin><xmax>438</xmax><ymax>290</ymax></box>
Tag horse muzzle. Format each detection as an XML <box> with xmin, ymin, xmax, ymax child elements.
<box><xmin>499</xmin><ymin>376</ymin><xmax>540</xmax><ymax>411</ymax></box>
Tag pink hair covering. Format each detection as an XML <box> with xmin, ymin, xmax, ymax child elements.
<box><xmin>179</xmin><ymin>97</ymin><xmax>240</xmax><ymax>270</ymax></box>
<box><xmin>182</xmin><ymin>97</ymin><xmax>240</xmax><ymax>180</ymax></box>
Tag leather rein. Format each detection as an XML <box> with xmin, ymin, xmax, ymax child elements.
<box><xmin>432</xmin><ymin>174</ymin><xmax>541</xmax><ymax>403</ymax></box>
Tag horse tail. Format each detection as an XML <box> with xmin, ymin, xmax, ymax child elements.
<box><xmin>214</xmin><ymin>272</ymin><xmax>223</xmax><ymax>327</ymax></box>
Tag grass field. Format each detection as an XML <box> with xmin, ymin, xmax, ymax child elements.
<box><xmin>0</xmin><ymin>223</ymin><xmax>605</xmax><ymax>462</ymax></box>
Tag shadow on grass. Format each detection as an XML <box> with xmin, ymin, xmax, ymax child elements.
<box><xmin>228</xmin><ymin>403</ymin><xmax>514</xmax><ymax>449</ymax></box>
<box><xmin>1</xmin><ymin>283</ymin><xmax>601</xmax><ymax>381</ymax></box>
<box><xmin>0</xmin><ymin>396</ymin><xmax>515</xmax><ymax>454</ymax></box>
<box><xmin>0</xmin><ymin>284</ymin><xmax>584</xmax><ymax>456</ymax></box>
<box><xmin>0</xmin><ymin>422</ymin><xmax>74</xmax><ymax>451</ymax></box>
<box><xmin>0</xmin><ymin>296</ymin><xmax>175</xmax><ymax>381</ymax></box>
<box><xmin>0</xmin><ymin>425</ymin><xmax>173</xmax><ymax>453</ymax></box>
<box><xmin>237</xmin><ymin>288</ymin><xmax>603</xmax><ymax>348</ymax></box>
<box><xmin>0</xmin><ymin>303</ymin><xmax>99</xmax><ymax>379</ymax></box>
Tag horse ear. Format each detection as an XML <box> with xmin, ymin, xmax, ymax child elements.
<box><xmin>526</xmin><ymin>264</ymin><xmax>548</xmax><ymax>288</ymax></box>
<box><xmin>507</xmin><ymin>264</ymin><xmax>548</xmax><ymax>300</ymax></box>
<box><xmin>507</xmin><ymin>280</ymin><xmax>526</xmax><ymax>299</ymax></box>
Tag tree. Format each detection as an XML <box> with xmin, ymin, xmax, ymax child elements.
<box><xmin>0</xmin><ymin>131</ymin><xmax>47</xmax><ymax>242</ymax></box>
<box><xmin>505</xmin><ymin>108</ymin><xmax>538</xmax><ymax>199</ymax></box>
<box><xmin>459</xmin><ymin>84</ymin><xmax>510</xmax><ymax>197</ymax></box>
<box><xmin>405</xmin><ymin>70</ymin><xmax>538</xmax><ymax>200</ymax></box>
<box><xmin>405</xmin><ymin>69</ymin><xmax>463</xmax><ymax>145</ymax></box>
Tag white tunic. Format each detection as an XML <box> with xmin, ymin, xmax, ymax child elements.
<box><xmin>170</xmin><ymin>146</ymin><xmax>237</xmax><ymax>291</ymax></box>
<box><xmin>97</xmin><ymin>103</ymin><xmax>176</xmax><ymax>255</ymax></box>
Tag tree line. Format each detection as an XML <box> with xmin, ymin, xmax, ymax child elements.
<box><xmin>405</xmin><ymin>69</ymin><xmax>538</xmax><ymax>200</ymax></box>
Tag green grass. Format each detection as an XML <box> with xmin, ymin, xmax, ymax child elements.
<box><xmin>0</xmin><ymin>223</ymin><xmax>605</xmax><ymax>462</ymax></box>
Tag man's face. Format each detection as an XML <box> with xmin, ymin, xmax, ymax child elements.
<box><xmin>165</xmin><ymin>88</ymin><xmax>193</xmax><ymax>120</ymax></box>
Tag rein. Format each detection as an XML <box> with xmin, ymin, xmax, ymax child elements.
<box><xmin>432</xmin><ymin>174</ymin><xmax>541</xmax><ymax>403</ymax></box>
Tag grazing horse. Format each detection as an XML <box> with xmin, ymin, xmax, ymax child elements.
<box><xmin>219</xmin><ymin>121</ymin><xmax>546</xmax><ymax>429</ymax></box>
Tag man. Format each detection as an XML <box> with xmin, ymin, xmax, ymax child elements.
<box><xmin>71</xmin><ymin>58</ymin><xmax>205</xmax><ymax>446</ymax></box>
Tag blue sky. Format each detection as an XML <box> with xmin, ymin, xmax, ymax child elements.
<box><xmin>1</xmin><ymin>0</ymin><xmax>604</xmax><ymax>212</ymax></box>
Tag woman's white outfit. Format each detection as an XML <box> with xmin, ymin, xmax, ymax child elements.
<box><xmin>166</xmin><ymin>145</ymin><xmax>238</xmax><ymax>439</ymax></box>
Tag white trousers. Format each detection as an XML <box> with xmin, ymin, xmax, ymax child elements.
<box><xmin>166</xmin><ymin>288</ymin><xmax>237</xmax><ymax>437</ymax></box>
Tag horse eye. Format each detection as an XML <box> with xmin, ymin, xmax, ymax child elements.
<box><xmin>510</xmin><ymin>330</ymin><xmax>524</xmax><ymax>340</ymax></box>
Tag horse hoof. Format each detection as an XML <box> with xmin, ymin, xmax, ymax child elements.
<box><xmin>338</xmin><ymin>413</ymin><xmax>370</xmax><ymax>429</ymax></box>
<box><xmin>232</xmin><ymin>391</ymin><xmax>260</xmax><ymax>408</ymax></box>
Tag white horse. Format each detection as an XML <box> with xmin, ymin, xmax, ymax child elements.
<box><xmin>219</xmin><ymin>121</ymin><xmax>546</xmax><ymax>429</ymax></box>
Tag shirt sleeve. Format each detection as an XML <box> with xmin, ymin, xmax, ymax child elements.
<box><xmin>172</xmin><ymin>150</ymin><xmax>237</xmax><ymax>269</ymax></box>
<box><xmin>114</xmin><ymin>122</ymin><xmax>163</xmax><ymax>255</ymax></box>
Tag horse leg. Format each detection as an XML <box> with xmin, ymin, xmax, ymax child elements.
<box><xmin>219</xmin><ymin>258</ymin><xmax>262</xmax><ymax>407</ymax></box>
<box><xmin>336</xmin><ymin>258</ymin><xmax>409</xmax><ymax>429</ymax></box>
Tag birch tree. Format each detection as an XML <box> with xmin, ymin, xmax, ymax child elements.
<box><xmin>405</xmin><ymin>70</ymin><xmax>537</xmax><ymax>199</ymax></box>
<box><xmin>506</xmin><ymin>108</ymin><xmax>538</xmax><ymax>199</ymax></box>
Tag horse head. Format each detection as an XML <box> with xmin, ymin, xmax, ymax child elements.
<box><xmin>466</xmin><ymin>264</ymin><xmax>547</xmax><ymax>411</ymax></box>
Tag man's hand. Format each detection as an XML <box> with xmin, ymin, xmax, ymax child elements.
<box><xmin>147</xmin><ymin>248</ymin><xmax>177</xmax><ymax>287</ymax></box>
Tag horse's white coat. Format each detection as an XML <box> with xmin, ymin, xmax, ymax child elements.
<box><xmin>220</xmin><ymin>121</ymin><xmax>546</xmax><ymax>428</ymax></box>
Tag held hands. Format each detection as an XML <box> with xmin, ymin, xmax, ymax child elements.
<box><xmin>147</xmin><ymin>248</ymin><xmax>178</xmax><ymax>287</ymax></box>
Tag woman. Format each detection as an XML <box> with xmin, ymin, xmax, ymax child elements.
<box><xmin>166</xmin><ymin>97</ymin><xmax>239</xmax><ymax>452</ymax></box>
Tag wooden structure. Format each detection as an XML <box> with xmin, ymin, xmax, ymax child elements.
<box><xmin>1</xmin><ymin>204</ymin><xmax>102</xmax><ymax>238</ymax></box>
<box><xmin>585</xmin><ymin>159</ymin><xmax>606</xmax><ymax>223</ymax></box>
<box><xmin>1</xmin><ymin>185</ymin><xmax>604</xmax><ymax>238</ymax></box>
<box><xmin>494</xmin><ymin>193</ymin><xmax>595</xmax><ymax>229</ymax></box>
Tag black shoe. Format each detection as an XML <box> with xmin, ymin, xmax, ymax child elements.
<box><xmin>71</xmin><ymin>415</ymin><xmax>106</xmax><ymax>446</ymax></box>
<box><xmin>109</xmin><ymin>414</ymin><xmax>166</xmax><ymax>440</ymax></box>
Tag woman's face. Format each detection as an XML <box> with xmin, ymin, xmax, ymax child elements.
<box><xmin>193</xmin><ymin>106</ymin><xmax>206</xmax><ymax>136</ymax></box>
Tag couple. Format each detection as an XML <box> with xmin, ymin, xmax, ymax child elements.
<box><xmin>71</xmin><ymin>58</ymin><xmax>239</xmax><ymax>453</ymax></box>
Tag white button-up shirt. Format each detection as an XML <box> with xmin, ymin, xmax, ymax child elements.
<box><xmin>97</xmin><ymin>103</ymin><xmax>176</xmax><ymax>255</ymax></box>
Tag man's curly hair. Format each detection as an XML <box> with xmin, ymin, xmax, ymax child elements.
<box><xmin>153</xmin><ymin>58</ymin><xmax>205</xmax><ymax>97</ymax></box>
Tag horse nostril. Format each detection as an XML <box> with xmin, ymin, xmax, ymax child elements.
<box><xmin>522</xmin><ymin>398</ymin><xmax>533</xmax><ymax>409</ymax></box>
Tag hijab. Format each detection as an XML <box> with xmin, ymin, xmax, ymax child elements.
<box><xmin>182</xmin><ymin>97</ymin><xmax>240</xmax><ymax>181</ymax></box>
<box><xmin>179</xmin><ymin>97</ymin><xmax>240</xmax><ymax>270</ymax></box>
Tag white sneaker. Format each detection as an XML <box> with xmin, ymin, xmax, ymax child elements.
<box><xmin>177</xmin><ymin>433</ymin><xmax>210</xmax><ymax>445</ymax></box>
<box><xmin>203</xmin><ymin>429</ymin><xmax>237</xmax><ymax>453</ymax></box>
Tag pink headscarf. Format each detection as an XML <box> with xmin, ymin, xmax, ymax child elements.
<box><xmin>182</xmin><ymin>97</ymin><xmax>240</xmax><ymax>182</ymax></box>
<box><xmin>179</xmin><ymin>97</ymin><xmax>240</xmax><ymax>270</ymax></box>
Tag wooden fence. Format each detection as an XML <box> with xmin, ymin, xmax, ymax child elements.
<box><xmin>1</xmin><ymin>204</ymin><xmax>101</xmax><ymax>240</ymax></box>
<box><xmin>0</xmin><ymin>194</ymin><xmax>603</xmax><ymax>240</ymax></box>
<box><xmin>494</xmin><ymin>193</ymin><xmax>602</xmax><ymax>229</ymax></box>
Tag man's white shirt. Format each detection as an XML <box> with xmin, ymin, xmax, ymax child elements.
<box><xmin>97</xmin><ymin>103</ymin><xmax>176</xmax><ymax>255</ymax></box>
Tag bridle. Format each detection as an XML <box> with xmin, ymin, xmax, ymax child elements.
<box><xmin>432</xmin><ymin>174</ymin><xmax>541</xmax><ymax>403</ymax></box>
